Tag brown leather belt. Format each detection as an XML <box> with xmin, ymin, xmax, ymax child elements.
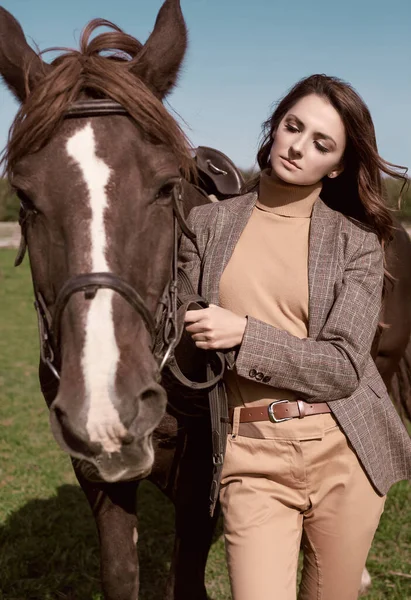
<box><xmin>229</xmin><ymin>400</ymin><xmax>331</xmax><ymax>424</ymax></box>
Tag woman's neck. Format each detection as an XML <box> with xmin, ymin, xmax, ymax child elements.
<box><xmin>257</xmin><ymin>169</ymin><xmax>322</xmax><ymax>217</ymax></box>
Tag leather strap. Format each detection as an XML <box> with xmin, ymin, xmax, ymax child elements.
<box><xmin>65</xmin><ymin>100</ymin><xmax>129</xmax><ymax>118</ymax></box>
<box><xmin>167</xmin><ymin>301</ymin><xmax>225</xmax><ymax>390</ymax></box>
<box><xmin>165</xmin><ymin>292</ymin><xmax>225</xmax><ymax>390</ymax></box>
<box><xmin>169</xmin><ymin>266</ymin><xmax>227</xmax><ymax>515</ymax></box>
<box><xmin>208</xmin><ymin>369</ymin><xmax>228</xmax><ymax>516</ymax></box>
<box><xmin>52</xmin><ymin>272</ymin><xmax>157</xmax><ymax>346</ymax></box>
<box><xmin>229</xmin><ymin>401</ymin><xmax>331</xmax><ymax>424</ymax></box>
<box><xmin>166</xmin><ymin>268</ymin><xmax>225</xmax><ymax>391</ymax></box>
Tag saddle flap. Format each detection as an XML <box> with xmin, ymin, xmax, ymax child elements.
<box><xmin>194</xmin><ymin>146</ymin><xmax>244</xmax><ymax>198</ymax></box>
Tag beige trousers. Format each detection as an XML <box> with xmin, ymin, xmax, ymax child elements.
<box><xmin>219</xmin><ymin>409</ymin><xmax>386</xmax><ymax>600</ymax></box>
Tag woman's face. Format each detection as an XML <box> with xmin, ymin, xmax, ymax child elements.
<box><xmin>270</xmin><ymin>93</ymin><xmax>346</xmax><ymax>185</ymax></box>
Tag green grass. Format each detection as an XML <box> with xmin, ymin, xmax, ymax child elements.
<box><xmin>0</xmin><ymin>248</ymin><xmax>410</xmax><ymax>599</ymax></box>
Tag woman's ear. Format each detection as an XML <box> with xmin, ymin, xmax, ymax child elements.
<box><xmin>327</xmin><ymin>163</ymin><xmax>344</xmax><ymax>179</ymax></box>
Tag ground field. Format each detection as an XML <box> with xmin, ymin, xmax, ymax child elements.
<box><xmin>0</xmin><ymin>223</ymin><xmax>20</xmax><ymax>249</ymax></box>
<box><xmin>0</xmin><ymin>248</ymin><xmax>410</xmax><ymax>599</ymax></box>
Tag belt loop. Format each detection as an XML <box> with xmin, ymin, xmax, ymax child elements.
<box><xmin>232</xmin><ymin>406</ymin><xmax>242</xmax><ymax>438</ymax></box>
<box><xmin>297</xmin><ymin>400</ymin><xmax>306</xmax><ymax>419</ymax></box>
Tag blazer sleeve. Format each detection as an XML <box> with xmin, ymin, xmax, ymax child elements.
<box><xmin>178</xmin><ymin>203</ymin><xmax>218</xmax><ymax>293</ymax></box>
<box><xmin>235</xmin><ymin>231</ymin><xmax>384</xmax><ymax>401</ymax></box>
<box><xmin>178</xmin><ymin>210</ymin><xmax>202</xmax><ymax>293</ymax></box>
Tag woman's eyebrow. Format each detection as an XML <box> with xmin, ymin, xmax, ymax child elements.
<box><xmin>315</xmin><ymin>132</ymin><xmax>337</xmax><ymax>145</ymax></box>
<box><xmin>287</xmin><ymin>113</ymin><xmax>337</xmax><ymax>146</ymax></box>
<box><xmin>287</xmin><ymin>114</ymin><xmax>305</xmax><ymax>129</ymax></box>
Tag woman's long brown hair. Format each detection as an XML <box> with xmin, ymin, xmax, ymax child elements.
<box><xmin>246</xmin><ymin>74</ymin><xmax>408</xmax><ymax>245</ymax></box>
<box><xmin>2</xmin><ymin>19</ymin><xmax>194</xmax><ymax>181</ymax></box>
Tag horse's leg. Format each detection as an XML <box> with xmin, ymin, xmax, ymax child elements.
<box><xmin>164</xmin><ymin>420</ymin><xmax>219</xmax><ymax>600</ymax></box>
<box><xmin>40</xmin><ymin>369</ymin><xmax>138</xmax><ymax>597</ymax></box>
<box><xmin>74</xmin><ymin>465</ymin><xmax>140</xmax><ymax>600</ymax></box>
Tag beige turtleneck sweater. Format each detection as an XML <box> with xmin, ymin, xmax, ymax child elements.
<box><xmin>219</xmin><ymin>169</ymin><xmax>322</xmax><ymax>408</ymax></box>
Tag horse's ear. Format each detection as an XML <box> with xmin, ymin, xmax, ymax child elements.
<box><xmin>0</xmin><ymin>7</ymin><xmax>51</xmax><ymax>102</ymax></box>
<box><xmin>134</xmin><ymin>0</ymin><xmax>187</xmax><ymax>99</ymax></box>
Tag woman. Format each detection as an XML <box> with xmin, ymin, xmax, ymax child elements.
<box><xmin>179</xmin><ymin>74</ymin><xmax>411</xmax><ymax>599</ymax></box>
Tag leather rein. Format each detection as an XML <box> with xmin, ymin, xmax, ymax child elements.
<box><xmin>17</xmin><ymin>98</ymin><xmax>201</xmax><ymax>383</ymax></box>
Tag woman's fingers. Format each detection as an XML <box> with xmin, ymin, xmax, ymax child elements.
<box><xmin>194</xmin><ymin>340</ymin><xmax>212</xmax><ymax>350</ymax></box>
<box><xmin>184</xmin><ymin>308</ymin><xmax>208</xmax><ymax>323</ymax></box>
<box><xmin>192</xmin><ymin>333</ymin><xmax>209</xmax><ymax>342</ymax></box>
<box><xmin>184</xmin><ymin>305</ymin><xmax>245</xmax><ymax>350</ymax></box>
<box><xmin>185</xmin><ymin>322</ymin><xmax>208</xmax><ymax>334</ymax></box>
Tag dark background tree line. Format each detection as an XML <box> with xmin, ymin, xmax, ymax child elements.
<box><xmin>0</xmin><ymin>175</ymin><xmax>410</xmax><ymax>222</ymax></box>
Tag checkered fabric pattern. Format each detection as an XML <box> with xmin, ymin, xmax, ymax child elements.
<box><xmin>179</xmin><ymin>193</ymin><xmax>411</xmax><ymax>494</ymax></box>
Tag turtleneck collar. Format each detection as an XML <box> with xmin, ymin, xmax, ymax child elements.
<box><xmin>256</xmin><ymin>168</ymin><xmax>322</xmax><ymax>217</ymax></box>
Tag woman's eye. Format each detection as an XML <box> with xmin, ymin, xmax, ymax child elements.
<box><xmin>285</xmin><ymin>123</ymin><xmax>299</xmax><ymax>133</ymax></box>
<box><xmin>314</xmin><ymin>142</ymin><xmax>329</xmax><ymax>154</ymax></box>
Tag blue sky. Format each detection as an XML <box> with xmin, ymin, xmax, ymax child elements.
<box><xmin>1</xmin><ymin>0</ymin><xmax>410</xmax><ymax>170</ymax></box>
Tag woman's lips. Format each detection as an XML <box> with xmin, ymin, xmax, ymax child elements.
<box><xmin>280</xmin><ymin>156</ymin><xmax>301</xmax><ymax>170</ymax></box>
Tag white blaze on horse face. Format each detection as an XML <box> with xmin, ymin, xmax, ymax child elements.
<box><xmin>66</xmin><ymin>122</ymin><xmax>127</xmax><ymax>454</ymax></box>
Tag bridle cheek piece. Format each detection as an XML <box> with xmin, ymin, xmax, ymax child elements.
<box><xmin>19</xmin><ymin>99</ymin><xmax>197</xmax><ymax>383</ymax></box>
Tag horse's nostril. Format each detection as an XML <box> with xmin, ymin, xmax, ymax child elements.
<box><xmin>49</xmin><ymin>402</ymin><xmax>99</xmax><ymax>457</ymax></box>
<box><xmin>53</xmin><ymin>405</ymin><xmax>65</xmax><ymax>421</ymax></box>
<box><xmin>141</xmin><ymin>390</ymin><xmax>153</xmax><ymax>401</ymax></box>
<box><xmin>122</xmin><ymin>432</ymin><xmax>135</xmax><ymax>445</ymax></box>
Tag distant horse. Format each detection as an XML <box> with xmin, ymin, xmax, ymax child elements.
<box><xmin>360</xmin><ymin>218</ymin><xmax>411</xmax><ymax>595</ymax></box>
<box><xmin>376</xmin><ymin>221</ymin><xmax>411</xmax><ymax>419</ymax></box>
<box><xmin>1</xmin><ymin>1</ymin><xmax>410</xmax><ymax>599</ymax></box>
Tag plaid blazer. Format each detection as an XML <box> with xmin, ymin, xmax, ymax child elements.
<box><xmin>179</xmin><ymin>192</ymin><xmax>411</xmax><ymax>495</ymax></box>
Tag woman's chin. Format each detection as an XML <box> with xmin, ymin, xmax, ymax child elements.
<box><xmin>270</xmin><ymin>162</ymin><xmax>318</xmax><ymax>187</ymax></box>
<box><xmin>270</xmin><ymin>163</ymin><xmax>301</xmax><ymax>185</ymax></box>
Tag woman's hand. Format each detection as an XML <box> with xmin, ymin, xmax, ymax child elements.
<box><xmin>184</xmin><ymin>304</ymin><xmax>247</xmax><ymax>350</ymax></box>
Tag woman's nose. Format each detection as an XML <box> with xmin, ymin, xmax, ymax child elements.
<box><xmin>289</xmin><ymin>143</ymin><xmax>303</xmax><ymax>159</ymax></box>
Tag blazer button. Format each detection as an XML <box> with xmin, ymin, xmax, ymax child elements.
<box><xmin>262</xmin><ymin>376</ymin><xmax>271</xmax><ymax>383</ymax></box>
<box><xmin>249</xmin><ymin>369</ymin><xmax>257</xmax><ymax>378</ymax></box>
<box><xmin>255</xmin><ymin>372</ymin><xmax>264</xmax><ymax>381</ymax></box>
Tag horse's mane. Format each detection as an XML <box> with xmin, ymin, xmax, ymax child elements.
<box><xmin>3</xmin><ymin>19</ymin><xmax>193</xmax><ymax>180</ymax></box>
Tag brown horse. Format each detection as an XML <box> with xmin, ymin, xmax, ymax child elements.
<box><xmin>0</xmin><ymin>2</ymin><xmax>219</xmax><ymax>598</ymax></box>
<box><xmin>1</xmin><ymin>2</ymin><xmax>410</xmax><ymax>599</ymax></box>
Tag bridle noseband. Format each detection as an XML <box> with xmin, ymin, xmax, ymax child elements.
<box><xmin>22</xmin><ymin>99</ymin><xmax>197</xmax><ymax>382</ymax></box>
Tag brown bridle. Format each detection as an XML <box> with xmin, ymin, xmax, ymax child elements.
<box><xmin>18</xmin><ymin>98</ymin><xmax>199</xmax><ymax>382</ymax></box>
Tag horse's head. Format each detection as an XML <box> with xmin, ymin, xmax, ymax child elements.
<box><xmin>0</xmin><ymin>0</ymin><xmax>194</xmax><ymax>482</ymax></box>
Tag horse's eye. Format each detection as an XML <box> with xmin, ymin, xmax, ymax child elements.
<box><xmin>17</xmin><ymin>190</ymin><xmax>37</xmax><ymax>214</ymax></box>
<box><xmin>155</xmin><ymin>182</ymin><xmax>176</xmax><ymax>203</ymax></box>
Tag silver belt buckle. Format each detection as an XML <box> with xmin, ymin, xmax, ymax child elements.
<box><xmin>268</xmin><ymin>400</ymin><xmax>293</xmax><ymax>423</ymax></box>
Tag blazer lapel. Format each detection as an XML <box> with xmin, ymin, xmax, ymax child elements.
<box><xmin>202</xmin><ymin>193</ymin><xmax>341</xmax><ymax>338</ymax></box>
<box><xmin>202</xmin><ymin>192</ymin><xmax>257</xmax><ymax>304</ymax></box>
<box><xmin>308</xmin><ymin>199</ymin><xmax>341</xmax><ymax>338</ymax></box>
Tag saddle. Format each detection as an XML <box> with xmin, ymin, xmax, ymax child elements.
<box><xmin>193</xmin><ymin>146</ymin><xmax>245</xmax><ymax>199</ymax></box>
